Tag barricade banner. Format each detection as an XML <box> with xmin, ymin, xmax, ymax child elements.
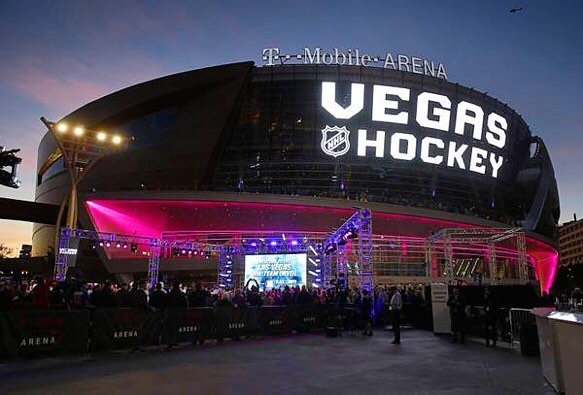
<box><xmin>291</xmin><ymin>305</ymin><xmax>327</xmax><ymax>331</ymax></box>
<box><xmin>91</xmin><ymin>308</ymin><xmax>161</xmax><ymax>351</ymax></box>
<box><xmin>0</xmin><ymin>310</ymin><xmax>89</xmax><ymax>358</ymax></box>
<box><xmin>215</xmin><ymin>307</ymin><xmax>257</xmax><ymax>339</ymax></box>
<box><xmin>163</xmin><ymin>307</ymin><xmax>215</xmax><ymax>345</ymax></box>
<box><xmin>259</xmin><ymin>306</ymin><xmax>291</xmax><ymax>335</ymax></box>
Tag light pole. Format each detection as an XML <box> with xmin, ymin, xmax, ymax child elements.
<box><xmin>40</xmin><ymin>117</ymin><xmax>127</xmax><ymax>281</ymax></box>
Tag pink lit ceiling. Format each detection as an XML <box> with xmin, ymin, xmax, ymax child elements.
<box><xmin>85</xmin><ymin>199</ymin><xmax>558</xmax><ymax>292</ymax></box>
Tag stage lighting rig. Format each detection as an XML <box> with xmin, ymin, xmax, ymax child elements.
<box><xmin>0</xmin><ymin>146</ymin><xmax>22</xmax><ymax>188</ymax></box>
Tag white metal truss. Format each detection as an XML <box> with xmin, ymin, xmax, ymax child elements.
<box><xmin>217</xmin><ymin>248</ymin><xmax>234</xmax><ymax>289</ymax></box>
<box><xmin>322</xmin><ymin>208</ymin><xmax>373</xmax><ymax>291</ymax></box>
<box><xmin>147</xmin><ymin>245</ymin><xmax>161</xmax><ymax>288</ymax></box>
<box><xmin>54</xmin><ymin>228</ymin><xmax>72</xmax><ymax>282</ymax></box>
<box><xmin>487</xmin><ymin>242</ymin><xmax>497</xmax><ymax>285</ymax></box>
<box><xmin>357</xmin><ymin>209</ymin><xmax>373</xmax><ymax>292</ymax></box>
<box><xmin>322</xmin><ymin>251</ymin><xmax>335</xmax><ymax>288</ymax></box>
<box><xmin>427</xmin><ymin>227</ymin><xmax>529</xmax><ymax>285</ymax></box>
<box><xmin>336</xmin><ymin>244</ymin><xmax>348</xmax><ymax>278</ymax></box>
<box><xmin>516</xmin><ymin>232</ymin><xmax>529</xmax><ymax>282</ymax></box>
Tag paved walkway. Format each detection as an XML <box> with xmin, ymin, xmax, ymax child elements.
<box><xmin>0</xmin><ymin>329</ymin><xmax>554</xmax><ymax>394</ymax></box>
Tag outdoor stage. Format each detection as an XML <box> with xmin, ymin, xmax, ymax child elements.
<box><xmin>76</xmin><ymin>191</ymin><xmax>558</xmax><ymax>292</ymax></box>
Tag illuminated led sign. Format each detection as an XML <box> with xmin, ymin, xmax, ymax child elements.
<box><xmin>262</xmin><ymin>47</ymin><xmax>448</xmax><ymax>80</ymax></box>
<box><xmin>320</xmin><ymin>82</ymin><xmax>507</xmax><ymax>178</ymax></box>
<box><xmin>59</xmin><ymin>248</ymin><xmax>78</xmax><ymax>255</ymax></box>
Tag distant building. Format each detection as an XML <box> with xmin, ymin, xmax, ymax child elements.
<box><xmin>559</xmin><ymin>215</ymin><xmax>583</xmax><ymax>267</ymax></box>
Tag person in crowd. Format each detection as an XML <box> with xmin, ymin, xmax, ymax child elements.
<box><xmin>247</xmin><ymin>285</ymin><xmax>263</xmax><ymax>307</ymax></box>
<box><xmin>292</xmin><ymin>285</ymin><xmax>301</xmax><ymax>304</ymax></box>
<box><xmin>116</xmin><ymin>283</ymin><xmax>131</xmax><ymax>307</ymax></box>
<box><xmin>311</xmin><ymin>289</ymin><xmax>321</xmax><ymax>305</ymax></box>
<box><xmin>50</xmin><ymin>281</ymin><xmax>67</xmax><ymax>309</ymax></box>
<box><xmin>447</xmin><ymin>286</ymin><xmax>467</xmax><ymax>344</ymax></box>
<box><xmin>376</xmin><ymin>286</ymin><xmax>388</xmax><ymax>326</ymax></box>
<box><xmin>128</xmin><ymin>280</ymin><xmax>149</xmax><ymax>310</ymax></box>
<box><xmin>90</xmin><ymin>283</ymin><xmax>102</xmax><ymax>306</ymax></box>
<box><xmin>216</xmin><ymin>291</ymin><xmax>233</xmax><ymax>307</ymax></box>
<box><xmin>298</xmin><ymin>285</ymin><xmax>311</xmax><ymax>305</ymax></box>
<box><xmin>149</xmin><ymin>282</ymin><xmax>167</xmax><ymax>310</ymax></box>
<box><xmin>166</xmin><ymin>281</ymin><xmax>187</xmax><ymax>308</ymax></box>
<box><xmin>572</xmin><ymin>287</ymin><xmax>583</xmax><ymax>306</ymax></box>
<box><xmin>96</xmin><ymin>280</ymin><xmax>117</xmax><ymax>308</ymax></box>
<box><xmin>282</xmin><ymin>286</ymin><xmax>293</xmax><ymax>305</ymax></box>
<box><xmin>318</xmin><ymin>289</ymin><xmax>327</xmax><ymax>305</ymax></box>
<box><xmin>326</xmin><ymin>287</ymin><xmax>336</xmax><ymax>305</ymax></box>
<box><xmin>188</xmin><ymin>281</ymin><xmax>209</xmax><ymax>308</ymax></box>
<box><xmin>352</xmin><ymin>287</ymin><xmax>362</xmax><ymax>306</ymax></box>
<box><xmin>361</xmin><ymin>289</ymin><xmax>373</xmax><ymax>336</ymax></box>
<box><xmin>164</xmin><ymin>281</ymin><xmax>187</xmax><ymax>349</ymax></box>
<box><xmin>32</xmin><ymin>276</ymin><xmax>50</xmax><ymax>309</ymax></box>
<box><xmin>232</xmin><ymin>289</ymin><xmax>247</xmax><ymax>308</ymax></box>
<box><xmin>483</xmin><ymin>287</ymin><xmax>498</xmax><ymax>347</ymax></box>
<box><xmin>0</xmin><ymin>281</ymin><xmax>14</xmax><ymax>310</ymax></box>
<box><xmin>261</xmin><ymin>290</ymin><xmax>272</xmax><ymax>305</ymax></box>
<box><xmin>389</xmin><ymin>285</ymin><xmax>402</xmax><ymax>344</ymax></box>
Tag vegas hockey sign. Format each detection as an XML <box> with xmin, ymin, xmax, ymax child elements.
<box><xmin>320</xmin><ymin>81</ymin><xmax>508</xmax><ymax>179</ymax></box>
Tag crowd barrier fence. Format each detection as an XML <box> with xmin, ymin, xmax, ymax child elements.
<box><xmin>0</xmin><ymin>305</ymin><xmax>358</xmax><ymax>358</ymax></box>
<box><xmin>509</xmin><ymin>308</ymin><xmax>536</xmax><ymax>346</ymax></box>
<box><xmin>0</xmin><ymin>310</ymin><xmax>90</xmax><ymax>358</ymax></box>
<box><xmin>464</xmin><ymin>306</ymin><xmax>511</xmax><ymax>343</ymax></box>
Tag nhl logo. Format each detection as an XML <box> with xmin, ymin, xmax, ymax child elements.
<box><xmin>321</xmin><ymin>125</ymin><xmax>350</xmax><ymax>158</ymax></box>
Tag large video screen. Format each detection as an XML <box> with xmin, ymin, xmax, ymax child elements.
<box><xmin>244</xmin><ymin>253</ymin><xmax>307</xmax><ymax>291</ymax></box>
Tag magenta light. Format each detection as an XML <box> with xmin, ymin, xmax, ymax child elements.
<box><xmin>291</xmin><ymin>240</ymin><xmax>298</xmax><ymax>246</ymax></box>
<box><xmin>83</xmin><ymin>198</ymin><xmax>559</xmax><ymax>292</ymax></box>
<box><xmin>86</xmin><ymin>200</ymin><xmax>160</xmax><ymax>238</ymax></box>
<box><xmin>270</xmin><ymin>241</ymin><xmax>277</xmax><ymax>246</ymax></box>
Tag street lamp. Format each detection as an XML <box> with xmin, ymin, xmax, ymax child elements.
<box><xmin>40</xmin><ymin>117</ymin><xmax>128</xmax><ymax>281</ymax></box>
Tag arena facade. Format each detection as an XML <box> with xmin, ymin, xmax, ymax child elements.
<box><xmin>34</xmin><ymin>55</ymin><xmax>560</xmax><ymax>291</ymax></box>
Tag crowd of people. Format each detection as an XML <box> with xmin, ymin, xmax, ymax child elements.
<box><xmin>0</xmin><ymin>276</ymin><xmax>427</xmax><ymax>327</ymax></box>
<box><xmin>6</xmin><ymin>276</ymin><xmax>578</xmax><ymax>346</ymax></box>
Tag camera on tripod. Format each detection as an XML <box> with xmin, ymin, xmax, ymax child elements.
<box><xmin>0</xmin><ymin>146</ymin><xmax>22</xmax><ymax>188</ymax></box>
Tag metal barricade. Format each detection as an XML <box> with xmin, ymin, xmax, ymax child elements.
<box><xmin>508</xmin><ymin>308</ymin><xmax>534</xmax><ymax>346</ymax></box>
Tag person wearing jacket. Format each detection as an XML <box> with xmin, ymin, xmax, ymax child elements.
<box><xmin>447</xmin><ymin>287</ymin><xmax>467</xmax><ymax>344</ymax></box>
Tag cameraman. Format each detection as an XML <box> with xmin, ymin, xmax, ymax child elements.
<box><xmin>0</xmin><ymin>147</ymin><xmax>22</xmax><ymax>188</ymax></box>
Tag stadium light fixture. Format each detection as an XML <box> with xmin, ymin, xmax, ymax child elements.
<box><xmin>41</xmin><ymin>116</ymin><xmax>129</xmax><ymax>282</ymax></box>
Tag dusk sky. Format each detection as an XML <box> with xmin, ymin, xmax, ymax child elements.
<box><xmin>0</xmin><ymin>0</ymin><xmax>581</xmax><ymax>256</ymax></box>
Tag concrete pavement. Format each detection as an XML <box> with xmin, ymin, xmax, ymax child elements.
<box><xmin>0</xmin><ymin>329</ymin><xmax>554</xmax><ymax>394</ymax></box>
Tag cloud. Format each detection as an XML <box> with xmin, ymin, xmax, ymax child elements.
<box><xmin>1</xmin><ymin>49</ymin><xmax>167</xmax><ymax>116</ymax></box>
<box><xmin>1</xmin><ymin>53</ymin><xmax>111</xmax><ymax>114</ymax></box>
<box><xmin>8</xmin><ymin>68</ymin><xmax>109</xmax><ymax>114</ymax></box>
